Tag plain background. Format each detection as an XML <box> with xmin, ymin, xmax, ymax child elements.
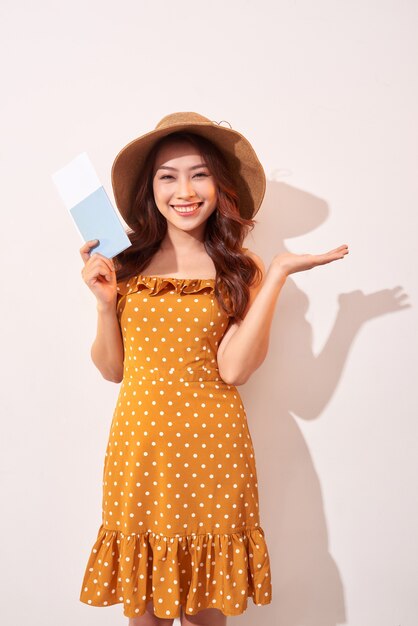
<box><xmin>1</xmin><ymin>1</ymin><xmax>417</xmax><ymax>625</ymax></box>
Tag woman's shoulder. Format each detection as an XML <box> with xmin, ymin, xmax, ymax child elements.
<box><xmin>242</xmin><ymin>247</ymin><xmax>266</xmax><ymax>273</ymax></box>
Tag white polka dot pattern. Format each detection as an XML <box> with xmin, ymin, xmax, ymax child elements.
<box><xmin>79</xmin><ymin>274</ymin><xmax>272</xmax><ymax>619</ymax></box>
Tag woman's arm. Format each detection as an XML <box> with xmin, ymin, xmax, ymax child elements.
<box><xmin>217</xmin><ymin>244</ymin><xmax>349</xmax><ymax>386</ymax></box>
<box><xmin>78</xmin><ymin>241</ymin><xmax>124</xmax><ymax>382</ymax></box>
<box><xmin>217</xmin><ymin>252</ymin><xmax>287</xmax><ymax>386</ymax></box>
<box><xmin>91</xmin><ymin>300</ymin><xmax>124</xmax><ymax>383</ymax></box>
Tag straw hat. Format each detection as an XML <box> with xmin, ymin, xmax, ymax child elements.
<box><xmin>111</xmin><ymin>112</ymin><xmax>266</xmax><ymax>227</ymax></box>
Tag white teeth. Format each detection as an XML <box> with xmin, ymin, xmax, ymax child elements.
<box><xmin>172</xmin><ymin>203</ymin><xmax>201</xmax><ymax>213</ymax></box>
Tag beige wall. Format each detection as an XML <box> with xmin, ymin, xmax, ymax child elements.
<box><xmin>1</xmin><ymin>1</ymin><xmax>417</xmax><ymax>625</ymax></box>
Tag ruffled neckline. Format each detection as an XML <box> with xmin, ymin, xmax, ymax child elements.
<box><xmin>117</xmin><ymin>273</ymin><xmax>216</xmax><ymax>298</ymax></box>
<box><xmin>139</xmin><ymin>274</ymin><xmax>215</xmax><ymax>282</ymax></box>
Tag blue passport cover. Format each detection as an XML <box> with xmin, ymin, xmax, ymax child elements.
<box><xmin>70</xmin><ymin>186</ymin><xmax>131</xmax><ymax>259</ymax></box>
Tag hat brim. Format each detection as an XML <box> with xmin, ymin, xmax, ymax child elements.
<box><xmin>111</xmin><ymin>121</ymin><xmax>266</xmax><ymax>225</ymax></box>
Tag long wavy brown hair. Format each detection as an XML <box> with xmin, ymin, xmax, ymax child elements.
<box><xmin>113</xmin><ymin>131</ymin><xmax>263</xmax><ymax>322</ymax></box>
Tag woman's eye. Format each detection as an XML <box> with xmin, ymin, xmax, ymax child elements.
<box><xmin>160</xmin><ymin>172</ymin><xmax>208</xmax><ymax>180</ymax></box>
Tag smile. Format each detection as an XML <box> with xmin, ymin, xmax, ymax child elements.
<box><xmin>170</xmin><ymin>202</ymin><xmax>202</xmax><ymax>215</ymax></box>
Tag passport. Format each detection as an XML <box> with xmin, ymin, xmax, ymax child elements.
<box><xmin>51</xmin><ymin>152</ymin><xmax>132</xmax><ymax>259</ymax></box>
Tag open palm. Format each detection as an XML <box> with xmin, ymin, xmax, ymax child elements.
<box><xmin>273</xmin><ymin>244</ymin><xmax>349</xmax><ymax>277</ymax></box>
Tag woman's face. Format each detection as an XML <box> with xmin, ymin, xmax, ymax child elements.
<box><xmin>152</xmin><ymin>140</ymin><xmax>218</xmax><ymax>234</ymax></box>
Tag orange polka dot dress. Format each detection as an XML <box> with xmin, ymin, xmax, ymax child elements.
<box><xmin>79</xmin><ymin>273</ymin><xmax>272</xmax><ymax>619</ymax></box>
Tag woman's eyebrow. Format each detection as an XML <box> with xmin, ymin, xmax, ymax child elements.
<box><xmin>157</xmin><ymin>164</ymin><xmax>208</xmax><ymax>171</ymax></box>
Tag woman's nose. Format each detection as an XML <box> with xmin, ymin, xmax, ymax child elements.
<box><xmin>176</xmin><ymin>176</ymin><xmax>197</xmax><ymax>198</ymax></box>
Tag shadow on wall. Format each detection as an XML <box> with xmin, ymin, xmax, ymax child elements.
<box><xmin>229</xmin><ymin>179</ymin><xmax>409</xmax><ymax>626</ymax></box>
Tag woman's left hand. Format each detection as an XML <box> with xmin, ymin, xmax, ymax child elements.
<box><xmin>271</xmin><ymin>244</ymin><xmax>349</xmax><ymax>278</ymax></box>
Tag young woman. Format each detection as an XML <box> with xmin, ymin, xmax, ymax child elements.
<box><xmin>78</xmin><ymin>112</ymin><xmax>349</xmax><ymax>626</ymax></box>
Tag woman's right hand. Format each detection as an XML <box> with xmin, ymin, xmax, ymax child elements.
<box><xmin>80</xmin><ymin>240</ymin><xmax>117</xmax><ymax>308</ymax></box>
